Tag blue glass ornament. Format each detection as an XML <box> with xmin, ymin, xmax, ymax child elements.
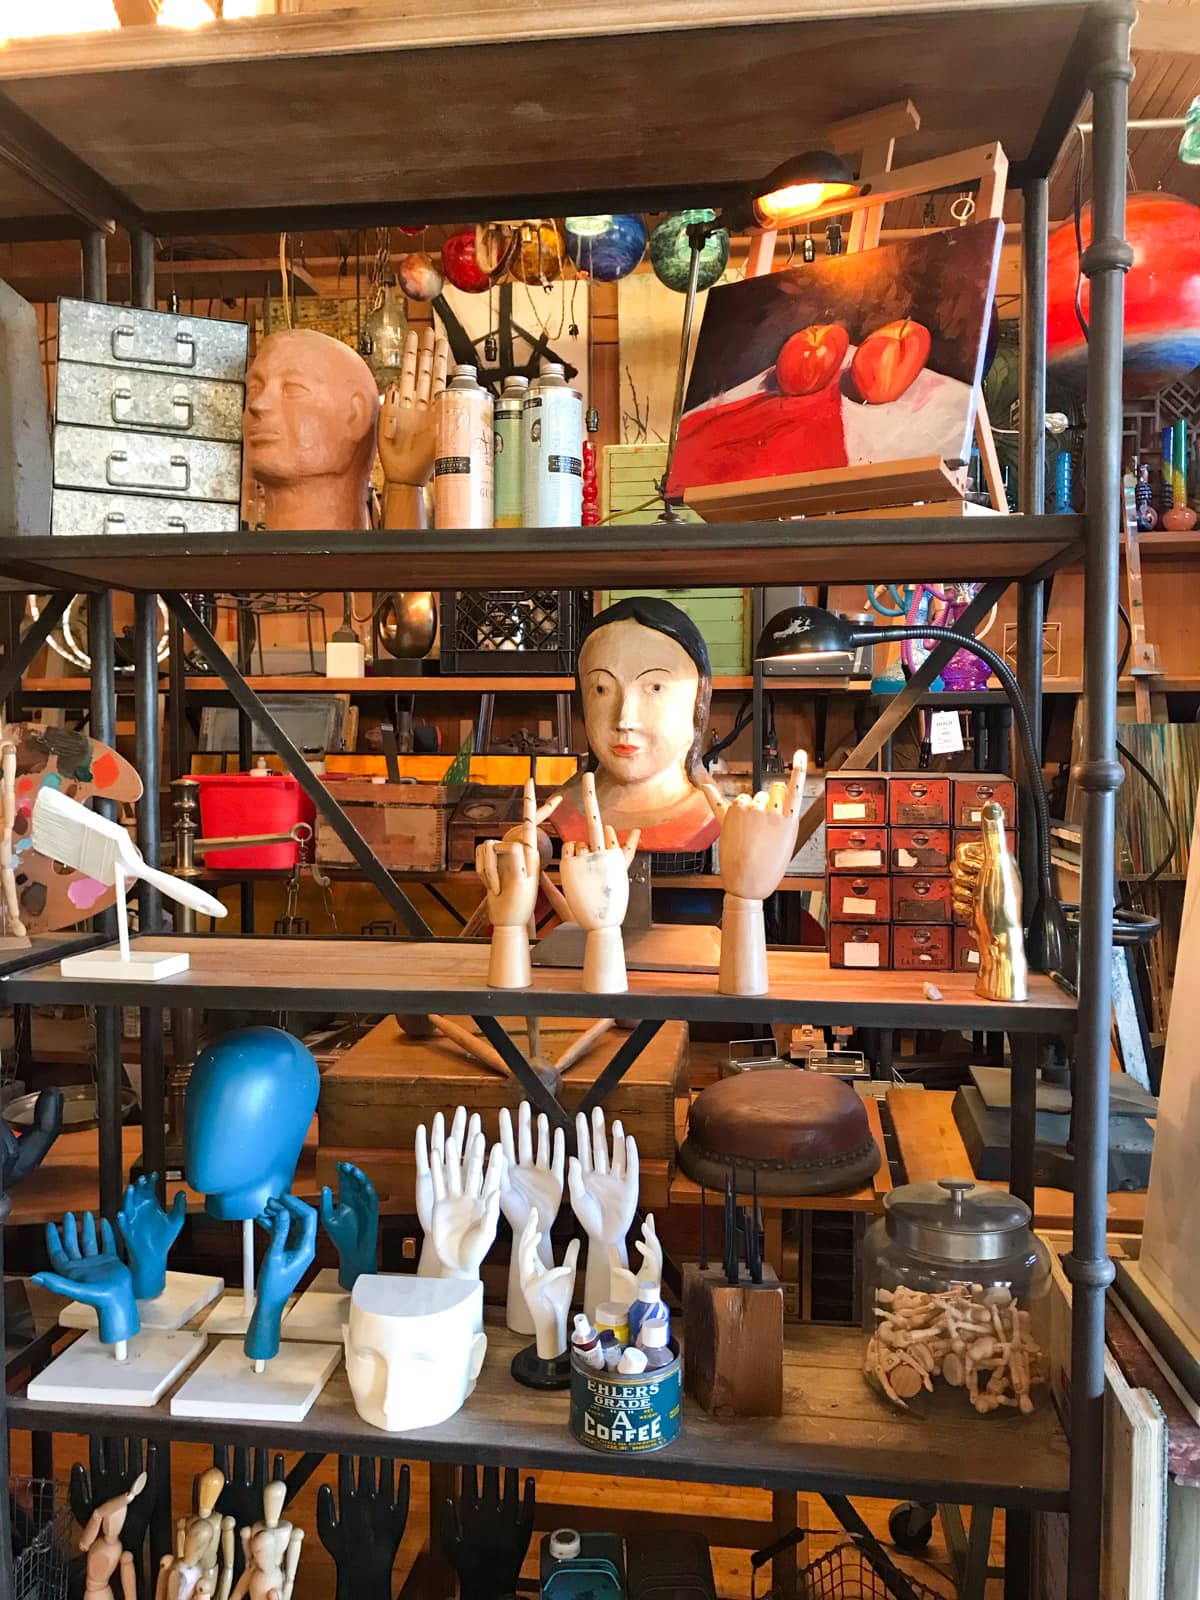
<box><xmin>564</xmin><ymin>214</ymin><xmax>647</xmax><ymax>282</ymax></box>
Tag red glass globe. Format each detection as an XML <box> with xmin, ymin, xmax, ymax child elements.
<box><xmin>441</xmin><ymin>229</ymin><xmax>492</xmax><ymax>294</ymax></box>
<box><xmin>1047</xmin><ymin>192</ymin><xmax>1200</xmax><ymax>397</ymax></box>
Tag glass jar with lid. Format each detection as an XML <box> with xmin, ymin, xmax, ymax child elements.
<box><xmin>863</xmin><ymin>1178</ymin><xmax>1050</xmax><ymax>1417</ymax></box>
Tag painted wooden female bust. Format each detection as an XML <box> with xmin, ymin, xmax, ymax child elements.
<box><xmin>551</xmin><ymin>597</ymin><xmax>718</xmax><ymax>852</ymax></box>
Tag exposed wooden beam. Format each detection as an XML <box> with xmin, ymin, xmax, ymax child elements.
<box><xmin>0</xmin><ymin>93</ymin><xmax>144</xmax><ymax>232</ymax></box>
<box><xmin>825</xmin><ymin>98</ymin><xmax>920</xmax><ymax>156</ymax></box>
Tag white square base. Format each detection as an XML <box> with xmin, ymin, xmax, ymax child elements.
<box><xmin>170</xmin><ymin>1338</ymin><xmax>341</xmax><ymax>1422</ymax></box>
<box><xmin>60</xmin><ymin>1272</ymin><xmax>224</xmax><ymax>1334</ymax></box>
<box><xmin>61</xmin><ymin>948</ymin><xmax>190</xmax><ymax>981</ymax></box>
<box><xmin>28</xmin><ymin>1328</ymin><xmax>207</xmax><ymax>1406</ymax></box>
<box><xmin>282</xmin><ymin>1270</ymin><xmax>349</xmax><ymax>1343</ymax></box>
<box><xmin>201</xmin><ymin>1290</ymin><xmax>296</xmax><ymax>1337</ymax></box>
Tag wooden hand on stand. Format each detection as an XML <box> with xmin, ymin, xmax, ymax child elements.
<box><xmin>703</xmin><ymin>751</ymin><xmax>807</xmax><ymax>996</ymax></box>
<box><xmin>558</xmin><ymin>773</ymin><xmax>640</xmax><ymax>994</ymax></box>
<box><xmin>378</xmin><ymin>328</ymin><xmax>449</xmax><ymax>529</ymax></box>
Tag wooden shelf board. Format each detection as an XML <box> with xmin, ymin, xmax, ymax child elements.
<box><xmin>0</xmin><ymin>517</ymin><xmax>1084</xmax><ymax>593</ymax></box>
<box><xmin>0</xmin><ymin>2</ymin><xmax>1091</xmax><ymax>230</ymax></box>
<box><xmin>8</xmin><ymin>1311</ymin><xmax>1068</xmax><ymax>1509</ymax></box>
<box><xmin>684</xmin><ymin>456</ymin><xmax>966</xmax><ymax>522</ymax></box>
<box><xmin>888</xmin><ymin>1088</ymin><xmax>1146</xmax><ymax>1234</ymax></box>
<box><xmin>1</xmin><ymin>935</ymin><xmax>1076</xmax><ymax>1034</ymax></box>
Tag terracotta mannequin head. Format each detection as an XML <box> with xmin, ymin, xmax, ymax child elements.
<box><xmin>244</xmin><ymin>329</ymin><xmax>378</xmax><ymax>531</ymax></box>
<box><xmin>551</xmin><ymin>597</ymin><xmax>716</xmax><ymax>850</ymax></box>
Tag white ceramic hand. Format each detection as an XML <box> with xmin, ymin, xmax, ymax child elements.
<box><xmin>499</xmin><ymin>1102</ymin><xmax>566</xmax><ymax>1334</ymax></box>
<box><xmin>429</xmin><ymin>1132</ymin><xmax>506</xmax><ymax>1281</ymax></box>
<box><xmin>558</xmin><ymin>772</ymin><xmax>640</xmax><ymax>993</ymax></box>
<box><xmin>567</xmin><ymin>1106</ymin><xmax>640</xmax><ymax>1320</ymax></box>
<box><xmin>517</xmin><ymin>1208</ymin><xmax>581</xmax><ymax>1360</ymax></box>
<box><xmin>415</xmin><ymin>1106</ymin><xmax>481</xmax><ymax>1277</ymax></box>
<box><xmin>608</xmin><ymin>1212</ymin><xmax>663</xmax><ymax>1305</ymax></box>
<box><xmin>703</xmin><ymin>750</ymin><xmax>808</xmax><ymax>995</ymax></box>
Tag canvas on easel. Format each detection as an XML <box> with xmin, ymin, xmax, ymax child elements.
<box><xmin>666</xmin><ymin>220</ymin><xmax>1004</xmax><ymax>514</ymax></box>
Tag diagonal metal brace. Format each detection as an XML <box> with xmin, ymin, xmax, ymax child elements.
<box><xmin>164</xmin><ymin>592</ymin><xmax>432</xmax><ymax>938</ymax></box>
<box><xmin>577</xmin><ymin>1020</ymin><xmax>664</xmax><ymax>1118</ymax></box>
<box><xmin>472</xmin><ymin>1015</ymin><xmax>569</xmax><ymax>1127</ymax></box>
<box><xmin>0</xmin><ymin>592</ymin><xmax>71</xmax><ymax>711</ymax></box>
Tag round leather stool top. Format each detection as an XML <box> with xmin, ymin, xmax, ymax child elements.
<box><xmin>678</xmin><ymin>1069</ymin><xmax>881</xmax><ymax>1195</ymax></box>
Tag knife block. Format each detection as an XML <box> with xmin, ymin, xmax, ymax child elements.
<box><xmin>682</xmin><ymin>1262</ymin><xmax>784</xmax><ymax>1418</ymax></box>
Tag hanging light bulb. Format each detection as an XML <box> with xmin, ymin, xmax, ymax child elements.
<box><xmin>362</xmin><ymin>278</ymin><xmax>410</xmax><ymax>393</ymax></box>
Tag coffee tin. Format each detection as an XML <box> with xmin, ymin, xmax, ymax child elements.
<box><xmin>522</xmin><ymin>362</ymin><xmax>583</xmax><ymax>527</ymax></box>
<box><xmin>493</xmin><ymin>374</ymin><xmax>528</xmax><ymax>527</ymax></box>
<box><xmin>434</xmin><ymin>364</ymin><xmax>493</xmax><ymax>529</ymax></box>
<box><xmin>569</xmin><ymin>1346</ymin><xmax>681</xmax><ymax>1453</ymax></box>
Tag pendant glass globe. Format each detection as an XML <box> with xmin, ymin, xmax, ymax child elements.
<box><xmin>565</xmin><ymin>214</ymin><xmax>647</xmax><ymax>282</ymax></box>
<box><xmin>362</xmin><ymin>281</ymin><xmax>410</xmax><ymax>393</ymax></box>
<box><xmin>649</xmin><ymin>210</ymin><xmax>730</xmax><ymax>293</ymax></box>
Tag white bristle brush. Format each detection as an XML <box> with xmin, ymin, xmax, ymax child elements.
<box><xmin>32</xmin><ymin>787</ymin><xmax>226</xmax><ymax>960</ymax></box>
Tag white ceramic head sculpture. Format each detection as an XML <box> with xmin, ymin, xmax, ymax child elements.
<box><xmin>344</xmin><ymin>1274</ymin><xmax>486</xmax><ymax>1432</ymax></box>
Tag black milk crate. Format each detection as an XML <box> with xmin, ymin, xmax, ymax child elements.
<box><xmin>439</xmin><ymin>589</ymin><xmax>589</xmax><ymax>675</ymax></box>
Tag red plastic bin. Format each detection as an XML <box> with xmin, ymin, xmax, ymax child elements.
<box><xmin>193</xmin><ymin>774</ymin><xmax>315</xmax><ymax>869</ymax></box>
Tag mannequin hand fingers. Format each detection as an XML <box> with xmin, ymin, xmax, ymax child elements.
<box><xmin>316</xmin><ymin>1483</ymin><xmax>337</xmax><ymax>1546</ymax></box>
<box><xmin>337</xmin><ymin>1449</ymin><xmax>354</xmax><ymax>1507</ymax></box>
<box><xmin>550</xmin><ymin>1125</ymin><xmax>566</xmax><ymax>1188</ymax></box>
<box><xmin>464</xmin><ymin>1135</ymin><xmax>485</xmax><ymax>1197</ymax></box>
<box><xmin>467</xmin><ymin>1111</ymin><xmax>482</xmax><ymax>1150</ymax></box>
<box><xmin>567</xmin><ymin>1155</ymin><xmax>585</xmax><ymax>1205</ymax></box>
<box><xmin>498</xmin><ymin>1106</ymin><xmax>516</xmax><ymax>1169</ymax></box>
<box><xmin>415</xmin><ymin>1123</ymin><xmax>430</xmax><ymax>1178</ymax></box>
<box><xmin>447</xmin><ymin>1106</ymin><xmax>467</xmax><ymax>1152</ymax></box>
<box><xmin>751</xmin><ymin>790</ymin><xmax>769</xmax><ymax>810</ymax></box>
<box><xmin>574</xmin><ymin>1111</ymin><xmax>592</xmax><ymax>1172</ymax></box>
<box><xmin>414</xmin><ymin>328</ymin><xmax>435</xmax><ymax>407</ymax></box>
<box><xmin>430</xmin><ymin>1149</ymin><xmax>447</xmax><ymax>1203</ymax></box>
<box><xmin>603</xmin><ymin>824</ymin><xmax>619</xmax><ymax>854</ymax></box>
<box><xmin>169</xmin><ymin>1190</ymin><xmax>188</xmax><ymax>1229</ymax></box>
<box><xmin>536</xmin><ymin>793</ymin><xmax>563</xmax><ymax>825</ymax></box>
<box><xmin>484</xmin><ymin>1141</ymin><xmax>506</xmax><ymax>1198</ymax></box>
<box><xmin>33</xmin><ymin>1269</ymin><xmax>93</xmax><ymax>1303</ymax></box>
<box><xmin>564</xmin><ymin>1237</ymin><xmax>581</xmax><ymax>1272</ymax></box>
<box><xmin>626</xmin><ymin>1135</ymin><xmax>640</xmax><ymax>1193</ymax></box>
<box><xmin>432</xmin><ymin>336</ymin><xmax>449</xmax><ymax>397</ymax></box>
<box><xmin>398</xmin><ymin>328</ymin><xmax>419</xmax><ymax>406</ymax></box>
<box><xmin>82</xmin><ymin>1211</ymin><xmax>99</xmax><ymax>1255</ymax></box>
<box><xmin>99</xmin><ymin>1217</ymin><xmax>118</xmax><ymax>1256</ymax></box>
<box><xmin>517</xmin><ymin>1099</ymin><xmax>534</xmax><ymax>1165</ymax></box>
<box><xmin>786</xmin><ymin>749</ymin><xmax>808</xmax><ymax>814</ymax></box>
<box><xmin>580</xmin><ymin>771</ymin><xmax>605</xmax><ymax>852</ymax></box>
<box><xmin>591</xmin><ymin>1106</ymin><xmax>609</xmax><ymax>1174</ymax></box>
<box><xmin>622</xmin><ymin>828</ymin><xmax>641</xmax><ymax>866</ymax></box>
<box><xmin>45</xmin><ymin>1221</ymin><xmax>68</xmax><ymax>1274</ymax></box>
<box><xmin>62</xmin><ymin>1211</ymin><xmax>80</xmax><ymax>1259</ymax></box>
<box><xmin>522</xmin><ymin>777</ymin><xmax>537</xmax><ymax>832</ymax></box>
<box><xmin>702</xmin><ymin>782</ymin><xmax>728</xmax><ymax>822</ymax></box>
<box><xmin>319</xmin><ymin>1187</ymin><xmax>336</xmax><ymax>1230</ymax></box>
<box><xmin>767</xmin><ymin>781</ymin><xmax>788</xmax><ymax>813</ymax></box>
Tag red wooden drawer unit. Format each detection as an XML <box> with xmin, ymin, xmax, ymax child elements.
<box><xmin>891</xmin><ymin>827</ymin><xmax>952</xmax><ymax>873</ymax></box>
<box><xmin>826</xmin><ymin>773</ymin><xmax>888</xmax><ymax>825</ymax></box>
<box><xmin>829</xmin><ymin>922</ymin><xmax>891</xmax><ymax>970</ymax></box>
<box><xmin>827</xmin><ymin>827</ymin><xmax>888</xmax><ymax>874</ymax></box>
<box><xmin>893</xmin><ymin>875</ymin><xmax>953</xmax><ymax>923</ymax></box>
<box><xmin>893</xmin><ymin>924</ymin><xmax>952</xmax><ymax>971</ymax></box>
<box><xmin>828</xmin><ymin>875</ymin><xmax>892</xmax><ymax>923</ymax></box>
<box><xmin>952</xmin><ymin>775</ymin><xmax>1016</xmax><ymax>829</ymax></box>
<box><xmin>888</xmin><ymin>776</ymin><xmax>951</xmax><ymax>826</ymax></box>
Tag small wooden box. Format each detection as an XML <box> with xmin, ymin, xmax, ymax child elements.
<box><xmin>952</xmin><ymin>775</ymin><xmax>1017</xmax><ymax>829</ymax></box>
<box><xmin>888</xmin><ymin>775</ymin><xmax>951</xmax><ymax>826</ymax></box>
<box><xmin>317</xmin><ymin>780</ymin><xmax>456</xmax><ymax>871</ymax></box>
<box><xmin>893</xmin><ymin>875</ymin><xmax>953</xmax><ymax>923</ymax></box>
<box><xmin>893</xmin><ymin>924</ymin><xmax>952</xmax><ymax>972</ymax></box>
<box><xmin>825</xmin><ymin>773</ymin><xmax>888</xmax><ymax>825</ymax></box>
<box><xmin>829</xmin><ymin>923</ymin><xmax>891</xmax><ymax>970</ymax></box>
<box><xmin>826</xmin><ymin>827</ymin><xmax>888</xmax><ymax>874</ymax></box>
<box><xmin>682</xmin><ymin>1262</ymin><xmax>783</xmax><ymax>1419</ymax></box>
<box><xmin>318</xmin><ymin>1015</ymin><xmax>689</xmax><ymax>1165</ymax></box>
<box><xmin>891</xmin><ymin>827</ymin><xmax>952</xmax><ymax>874</ymax></box>
<box><xmin>828</xmin><ymin>875</ymin><xmax>891</xmax><ymax>923</ymax></box>
<box><xmin>954</xmin><ymin>926</ymin><xmax>982</xmax><ymax>972</ymax></box>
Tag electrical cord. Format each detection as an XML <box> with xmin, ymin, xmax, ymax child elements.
<box><xmin>701</xmin><ymin>696</ymin><xmax>752</xmax><ymax>768</ymax></box>
<box><xmin>1112</xmin><ymin>601</ymin><xmax>1180</xmax><ymax>901</ymax></box>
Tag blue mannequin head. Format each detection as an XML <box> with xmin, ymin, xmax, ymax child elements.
<box><xmin>184</xmin><ymin>1027</ymin><xmax>320</xmax><ymax>1221</ymax></box>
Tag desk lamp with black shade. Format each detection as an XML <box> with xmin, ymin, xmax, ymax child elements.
<box><xmin>658</xmin><ymin>152</ymin><xmax>860</xmax><ymax>520</ymax></box>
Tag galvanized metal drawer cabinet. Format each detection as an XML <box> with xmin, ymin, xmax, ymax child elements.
<box><xmin>52</xmin><ymin>298</ymin><xmax>248</xmax><ymax>535</ymax></box>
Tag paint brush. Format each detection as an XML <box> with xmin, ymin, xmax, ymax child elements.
<box><xmin>32</xmin><ymin>787</ymin><xmax>227</xmax><ymax>960</ymax></box>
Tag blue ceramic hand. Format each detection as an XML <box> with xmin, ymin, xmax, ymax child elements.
<box><xmin>0</xmin><ymin>1089</ymin><xmax>62</xmax><ymax>1193</ymax></box>
<box><xmin>245</xmin><ymin>1194</ymin><xmax>317</xmax><ymax>1364</ymax></box>
<box><xmin>116</xmin><ymin>1174</ymin><xmax>187</xmax><ymax>1300</ymax></box>
<box><xmin>320</xmin><ymin>1162</ymin><xmax>379</xmax><ymax>1291</ymax></box>
<box><xmin>33</xmin><ymin>1211</ymin><xmax>140</xmax><ymax>1346</ymax></box>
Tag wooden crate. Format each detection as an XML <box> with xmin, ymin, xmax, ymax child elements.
<box><xmin>318</xmin><ymin>1015</ymin><xmax>689</xmax><ymax>1165</ymax></box>
<box><xmin>597</xmin><ymin>585</ymin><xmax>750</xmax><ymax>675</ymax></box>
<box><xmin>316</xmin><ymin>780</ymin><xmax>456</xmax><ymax>870</ymax></box>
<box><xmin>601</xmin><ymin>442</ymin><xmax>702</xmax><ymax>525</ymax></box>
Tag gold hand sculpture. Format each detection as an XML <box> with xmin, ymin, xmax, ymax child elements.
<box><xmin>951</xmin><ymin>801</ymin><xmax>1027</xmax><ymax>1002</ymax></box>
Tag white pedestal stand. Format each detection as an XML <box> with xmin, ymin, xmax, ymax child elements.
<box><xmin>170</xmin><ymin>1338</ymin><xmax>341</xmax><ymax>1423</ymax></box>
<box><xmin>281</xmin><ymin>1267</ymin><xmax>350</xmax><ymax>1344</ymax></box>
<box><xmin>61</xmin><ymin>1272</ymin><xmax>223</xmax><ymax>1333</ymax></box>
<box><xmin>28</xmin><ymin>1328</ymin><xmax>207</xmax><ymax>1406</ymax></box>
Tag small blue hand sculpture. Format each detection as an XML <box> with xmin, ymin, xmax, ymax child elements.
<box><xmin>320</xmin><ymin>1162</ymin><xmax>379</xmax><ymax>1292</ymax></box>
<box><xmin>245</xmin><ymin>1194</ymin><xmax>317</xmax><ymax>1364</ymax></box>
<box><xmin>33</xmin><ymin>1212</ymin><xmax>140</xmax><ymax>1347</ymax></box>
<box><xmin>0</xmin><ymin>1089</ymin><xmax>62</xmax><ymax>1194</ymax></box>
<box><xmin>116</xmin><ymin>1174</ymin><xmax>187</xmax><ymax>1300</ymax></box>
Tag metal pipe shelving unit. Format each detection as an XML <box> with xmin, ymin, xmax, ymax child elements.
<box><xmin>0</xmin><ymin>5</ymin><xmax>1132</xmax><ymax>1597</ymax></box>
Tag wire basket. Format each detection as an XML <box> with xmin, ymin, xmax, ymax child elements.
<box><xmin>10</xmin><ymin>1479</ymin><xmax>75</xmax><ymax>1600</ymax></box>
<box><xmin>439</xmin><ymin>589</ymin><xmax>588</xmax><ymax>675</ymax></box>
<box><xmin>797</xmin><ymin>1544</ymin><xmax>950</xmax><ymax>1600</ymax></box>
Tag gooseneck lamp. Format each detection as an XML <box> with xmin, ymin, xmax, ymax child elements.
<box><xmin>755</xmin><ymin>606</ymin><xmax>1068</xmax><ymax>978</ymax></box>
<box><xmin>658</xmin><ymin>152</ymin><xmax>860</xmax><ymax>519</ymax></box>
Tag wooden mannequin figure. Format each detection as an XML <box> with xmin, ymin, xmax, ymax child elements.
<box><xmin>230</xmin><ymin>1481</ymin><xmax>303</xmax><ymax>1600</ymax></box>
<box><xmin>155</xmin><ymin>1465</ymin><xmax>235</xmax><ymax>1600</ymax></box>
<box><xmin>703</xmin><ymin>751</ymin><xmax>807</xmax><ymax>996</ymax></box>
<box><xmin>80</xmin><ymin>1471</ymin><xmax>148</xmax><ymax>1600</ymax></box>
<box><xmin>244</xmin><ymin>329</ymin><xmax>378</xmax><ymax>532</ymax></box>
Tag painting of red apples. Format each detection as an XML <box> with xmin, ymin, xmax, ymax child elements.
<box><xmin>666</xmin><ymin>220</ymin><xmax>1003</xmax><ymax>499</ymax></box>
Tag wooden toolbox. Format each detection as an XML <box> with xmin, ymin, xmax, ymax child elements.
<box><xmin>318</xmin><ymin>1015</ymin><xmax>689</xmax><ymax>1166</ymax></box>
<box><xmin>316</xmin><ymin>779</ymin><xmax>458</xmax><ymax>871</ymax></box>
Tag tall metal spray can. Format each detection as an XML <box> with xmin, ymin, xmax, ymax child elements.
<box><xmin>434</xmin><ymin>364</ymin><xmax>493</xmax><ymax>529</ymax></box>
<box><xmin>521</xmin><ymin>362</ymin><xmax>583</xmax><ymax>527</ymax></box>
<box><xmin>493</xmin><ymin>374</ymin><xmax>529</xmax><ymax>528</ymax></box>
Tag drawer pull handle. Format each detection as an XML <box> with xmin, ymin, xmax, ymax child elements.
<box><xmin>102</xmin><ymin>512</ymin><xmax>127</xmax><ymax>530</ymax></box>
<box><xmin>110</xmin><ymin>387</ymin><xmax>194</xmax><ymax>430</ymax></box>
<box><xmin>111</xmin><ymin>325</ymin><xmax>197</xmax><ymax>370</ymax></box>
<box><xmin>106</xmin><ymin>450</ymin><xmax>191</xmax><ymax>492</ymax></box>
<box><xmin>166</xmin><ymin>517</ymin><xmax>188</xmax><ymax>531</ymax></box>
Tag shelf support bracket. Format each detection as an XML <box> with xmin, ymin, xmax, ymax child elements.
<box><xmin>163</xmin><ymin>592</ymin><xmax>433</xmax><ymax>939</ymax></box>
<box><xmin>0</xmin><ymin>592</ymin><xmax>71</xmax><ymax>713</ymax></box>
